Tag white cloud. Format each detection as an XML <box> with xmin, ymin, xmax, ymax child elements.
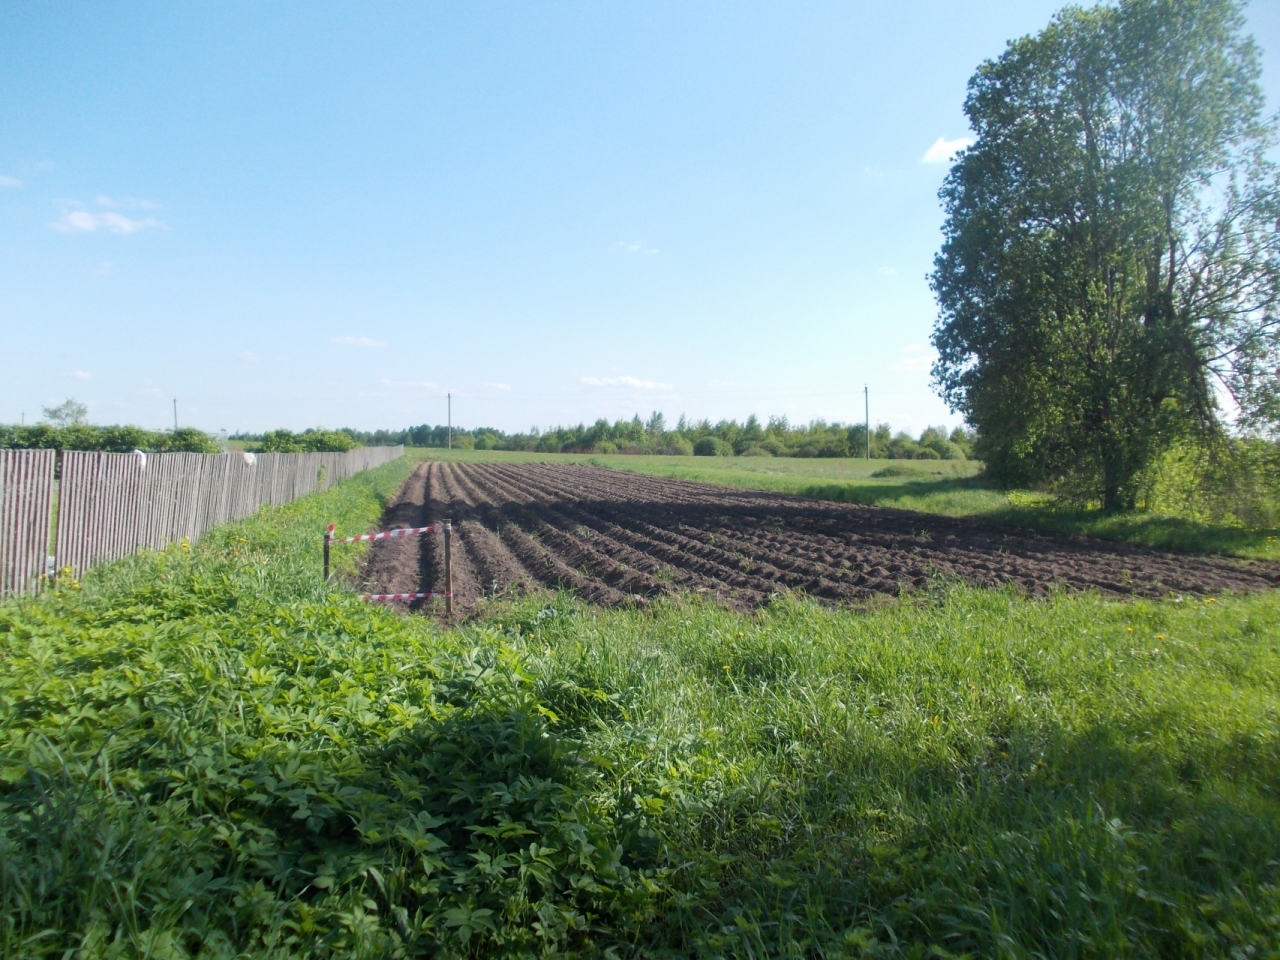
<box><xmin>0</xmin><ymin>175</ymin><xmax>21</xmax><ymax>188</ymax></box>
<box><xmin>710</xmin><ymin>379</ymin><xmax>749</xmax><ymax>388</ymax></box>
<box><xmin>877</xmin><ymin>266</ymin><xmax>897</xmax><ymax>277</ymax></box>
<box><xmin>581</xmin><ymin>375</ymin><xmax>673</xmax><ymax>390</ymax></box>
<box><xmin>52</xmin><ymin>210</ymin><xmax>165</xmax><ymax>234</ymax></box>
<box><xmin>67</xmin><ymin>369</ymin><xmax>93</xmax><ymax>380</ymax></box>
<box><xmin>481</xmin><ymin>382</ymin><xmax>512</xmax><ymax>391</ymax></box>
<box><xmin>893</xmin><ymin>344</ymin><xmax>934</xmax><ymax>372</ymax></box>
<box><xmin>613</xmin><ymin>240</ymin><xmax>660</xmax><ymax>255</ymax></box>
<box><xmin>922</xmin><ymin>136</ymin><xmax>973</xmax><ymax>163</ymax></box>
<box><xmin>329</xmin><ymin>336</ymin><xmax>387</xmax><ymax>348</ymax></box>
<box><xmin>236</xmin><ymin>351</ymin><xmax>262</xmax><ymax>362</ymax></box>
<box><xmin>95</xmin><ymin>261</ymin><xmax>113</xmax><ymax>276</ymax></box>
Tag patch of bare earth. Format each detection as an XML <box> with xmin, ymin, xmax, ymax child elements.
<box><xmin>362</xmin><ymin>460</ymin><xmax>1280</xmax><ymax>616</ymax></box>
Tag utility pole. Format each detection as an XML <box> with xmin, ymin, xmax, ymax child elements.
<box><xmin>174</xmin><ymin>398</ymin><xmax>179</xmax><ymax>430</ymax></box>
<box><xmin>864</xmin><ymin>385</ymin><xmax>870</xmax><ymax>460</ymax></box>
<box><xmin>447</xmin><ymin>393</ymin><xmax>452</xmax><ymax>449</ymax></box>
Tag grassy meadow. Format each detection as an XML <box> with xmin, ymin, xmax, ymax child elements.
<box><xmin>409</xmin><ymin>448</ymin><xmax>1280</xmax><ymax>561</ymax></box>
<box><xmin>2</xmin><ymin>454</ymin><xmax>1279</xmax><ymax>957</ymax></box>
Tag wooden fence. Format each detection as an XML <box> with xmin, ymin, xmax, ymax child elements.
<box><xmin>0</xmin><ymin>449</ymin><xmax>56</xmax><ymax>599</ymax></box>
<box><xmin>0</xmin><ymin>446</ymin><xmax>402</xmax><ymax>597</ymax></box>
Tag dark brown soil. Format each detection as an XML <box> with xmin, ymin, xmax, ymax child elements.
<box><xmin>362</xmin><ymin>460</ymin><xmax>1280</xmax><ymax>615</ymax></box>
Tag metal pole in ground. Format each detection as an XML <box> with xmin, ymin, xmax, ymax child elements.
<box><xmin>864</xmin><ymin>385</ymin><xmax>870</xmax><ymax>460</ymax></box>
<box><xmin>443</xmin><ymin>520</ymin><xmax>453</xmax><ymax>617</ymax></box>
<box><xmin>324</xmin><ymin>523</ymin><xmax>333</xmax><ymax>581</ymax></box>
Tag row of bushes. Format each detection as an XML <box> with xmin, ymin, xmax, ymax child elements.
<box><xmin>0</xmin><ymin>425</ymin><xmax>369</xmax><ymax>455</ymax></box>
<box><xmin>0</xmin><ymin>424</ymin><xmax>220</xmax><ymax>454</ymax></box>
<box><xmin>277</xmin><ymin>415</ymin><xmax>979</xmax><ymax>460</ymax></box>
<box><xmin>255</xmin><ymin>429</ymin><xmax>358</xmax><ymax>453</ymax></box>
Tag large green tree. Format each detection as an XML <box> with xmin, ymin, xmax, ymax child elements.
<box><xmin>931</xmin><ymin>0</ymin><xmax>1280</xmax><ymax>509</ymax></box>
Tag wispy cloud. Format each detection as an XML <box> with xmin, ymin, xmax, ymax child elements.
<box><xmin>893</xmin><ymin>344</ymin><xmax>934</xmax><ymax>372</ymax></box>
<box><xmin>922</xmin><ymin>136</ymin><xmax>973</xmax><ymax>164</ymax></box>
<box><xmin>95</xmin><ymin>261</ymin><xmax>113</xmax><ymax>276</ymax></box>
<box><xmin>877</xmin><ymin>266</ymin><xmax>897</xmax><ymax>277</ymax></box>
<box><xmin>0</xmin><ymin>175</ymin><xmax>21</xmax><ymax>188</ymax></box>
<box><xmin>380</xmin><ymin>378</ymin><xmax>442</xmax><ymax>391</ymax></box>
<box><xmin>95</xmin><ymin>195</ymin><xmax>160</xmax><ymax>209</ymax></box>
<box><xmin>613</xmin><ymin>240</ymin><xmax>660</xmax><ymax>255</ymax></box>
<box><xmin>329</xmin><ymin>336</ymin><xmax>388</xmax><ymax>348</ymax></box>
<box><xmin>710</xmin><ymin>379</ymin><xmax>749</xmax><ymax>388</ymax></box>
<box><xmin>581</xmin><ymin>375</ymin><xmax>673</xmax><ymax>390</ymax></box>
<box><xmin>481</xmin><ymin>382</ymin><xmax>512</xmax><ymax>391</ymax></box>
<box><xmin>67</xmin><ymin>369</ymin><xmax>93</xmax><ymax>380</ymax></box>
<box><xmin>236</xmin><ymin>351</ymin><xmax>262</xmax><ymax>363</ymax></box>
<box><xmin>52</xmin><ymin>210</ymin><xmax>165</xmax><ymax>234</ymax></box>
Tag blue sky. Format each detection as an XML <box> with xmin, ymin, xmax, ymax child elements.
<box><xmin>2</xmin><ymin>2</ymin><xmax>1278</xmax><ymax>436</ymax></box>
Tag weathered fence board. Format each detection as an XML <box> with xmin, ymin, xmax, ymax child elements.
<box><xmin>47</xmin><ymin>445</ymin><xmax>403</xmax><ymax>582</ymax></box>
<box><xmin>0</xmin><ymin>449</ymin><xmax>56</xmax><ymax>599</ymax></box>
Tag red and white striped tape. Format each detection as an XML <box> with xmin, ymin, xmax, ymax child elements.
<box><xmin>328</xmin><ymin>524</ymin><xmax>438</xmax><ymax>544</ymax></box>
<box><xmin>358</xmin><ymin>591</ymin><xmax>453</xmax><ymax>602</ymax></box>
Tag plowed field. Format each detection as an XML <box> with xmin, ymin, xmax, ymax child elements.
<box><xmin>363</xmin><ymin>460</ymin><xmax>1280</xmax><ymax>614</ymax></box>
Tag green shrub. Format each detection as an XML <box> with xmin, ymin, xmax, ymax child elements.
<box><xmin>740</xmin><ymin>445</ymin><xmax>773</xmax><ymax>457</ymax></box>
<box><xmin>661</xmin><ymin>436</ymin><xmax>694</xmax><ymax>456</ymax></box>
<box><xmin>161</xmin><ymin>427</ymin><xmax>220</xmax><ymax>453</ymax></box>
<box><xmin>914</xmin><ymin>448</ymin><xmax>942</xmax><ymax>460</ymax></box>
<box><xmin>1139</xmin><ymin>439</ymin><xmax>1280</xmax><ymax>527</ymax></box>
<box><xmin>693</xmin><ymin>437</ymin><xmax>733</xmax><ymax>457</ymax></box>
<box><xmin>261</xmin><ymin>429</ymin><xmax>358</xmax><ymax>453</ymax></box>
<box><xmin>260</xmin><ymin>429</ymin><xmax>304</xmax><ymax>452</ymax></box>
<box><xmin>303</xmin><ymin>430</ymin><xmax>357</xmax><ymax>452</ymax></box>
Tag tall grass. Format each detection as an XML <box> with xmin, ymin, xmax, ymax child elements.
<box><xmin>2</xmin><ymin>457</ymin><xmax>1278</xmax><ymax>956</ymax></box>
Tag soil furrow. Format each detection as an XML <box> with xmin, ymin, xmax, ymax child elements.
<box><xmin>363</xmin><ymin>460</ymin><xmax>1280</xmax><ymax>614</ymax></box>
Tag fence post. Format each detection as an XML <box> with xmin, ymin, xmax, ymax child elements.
<box><xmin>324</xmin><ymin>523</ymin><xmax>333</xmax><ymax>581</ymax></box>
<box><xmin>444</xmin><ymin>519</ymin><xmax>452</xmax><ymax>617</ymax></box>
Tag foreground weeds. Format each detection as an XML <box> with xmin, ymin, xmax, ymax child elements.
<box><xmin>2</xmin><ymin>458</ymin><xmax>1279</xmax><ymax>957</ymax></box>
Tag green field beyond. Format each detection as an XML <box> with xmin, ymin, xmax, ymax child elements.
<box><xmin>2</xmin><ymin>457</ymin><xmax>1278</xmax><ymax>957</ymax></box>
<box><xmin>409</xmin><ymin>448</ymin><xmax>1280</xmax><ymax>561</ymax></box>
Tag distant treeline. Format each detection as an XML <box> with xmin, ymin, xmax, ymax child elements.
<box><xmin>234</xmin><ymin>416</ymin><xmax>978</xmax><ymax>460</ymax></box>
<box><xmin>0</xmin><ymin>424</ymin><xmax>220</xmax><ymax>453</ymax></box>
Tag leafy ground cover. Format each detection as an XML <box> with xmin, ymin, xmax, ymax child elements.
<box><xmin>407</xmin><ymin>449</ymin><xmax>1280</xmax><ymax>561</ymax></box>
<box><xmin>2</xmin><ymin>458</ymin><xmax>1279</xmax><ymax>957</ymax></box>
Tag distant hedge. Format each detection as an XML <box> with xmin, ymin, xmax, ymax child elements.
<box><xmin>0</xmin><ymin>424</ymin><xmax>219</xmax><ymax>454</ymax></box>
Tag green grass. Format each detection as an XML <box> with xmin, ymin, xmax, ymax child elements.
<box><xmin>409</xmin><ymin>448</ymin><xmax>1280</xmax><ymax>561</ymax></box>
<box><xmin>3</xmin><ymin>456</ymin><xmax>1279</xmax><ymax>956</ymax></box>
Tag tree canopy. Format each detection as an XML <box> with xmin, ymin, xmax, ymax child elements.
<box><xmin>931</xmin><ymin>0</ymin><xmax>1280</xmax><ymax>509</ymax></box>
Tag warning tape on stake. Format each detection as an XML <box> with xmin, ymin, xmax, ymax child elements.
<box><xmin>328</xmin><ymin>524</ymin><xmax>439</xmax><ymax>544</ymax></box>
<box><xmin>359</xmin><ymin>591</ymin><xmax>452</xmax><ymax>602</ymax></box>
